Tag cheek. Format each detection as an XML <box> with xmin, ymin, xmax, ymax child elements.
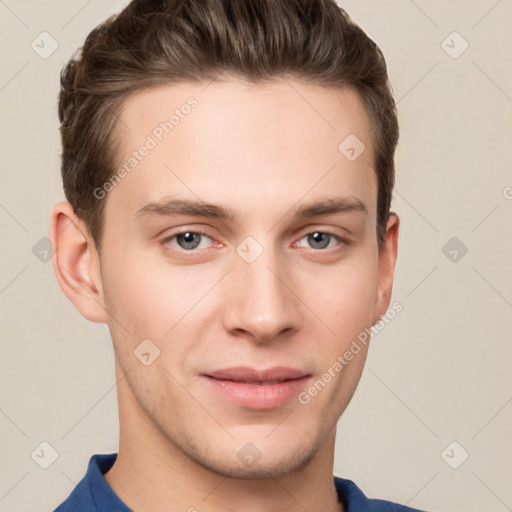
<box><xmin>306</xmin><ymin>255</ymin><xmax>379</xmax><ymax>338</ymax></box>
<box><xmin>101</xmin><ymin>248</ymin><xmax>187</xmax><ymax>337</ymax></box>
<box><xmin>101</xmin><ymin>250</ymin><xmax>218</xmax><ymax>380</ymax></box>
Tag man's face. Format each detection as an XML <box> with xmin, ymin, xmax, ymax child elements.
<box><xmin>98</xmin><ymin>78</ymin><xmax>395</xmax><ymax>478</ymax></box>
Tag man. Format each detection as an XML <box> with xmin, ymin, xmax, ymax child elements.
<box><xmin>51</xmin><ymin>0</ymin><xmax>428</xmax><ymax>510</ymax></box>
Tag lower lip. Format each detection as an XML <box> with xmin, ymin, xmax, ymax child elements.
<box><xmin>202</xmin><ymin>375</ymin><xmax>311</xmax><ymax>410</ymax></box>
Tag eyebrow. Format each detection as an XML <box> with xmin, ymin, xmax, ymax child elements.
<box><xmin>134</xmin><ymin>196</ymin><xmax>368</xmax><ymax>221</ymax></box>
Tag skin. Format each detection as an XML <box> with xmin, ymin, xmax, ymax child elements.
<box><xmin>51</xmin><ymin>77</ymin><xmax>399</xmax><ymax>512</ymax></box>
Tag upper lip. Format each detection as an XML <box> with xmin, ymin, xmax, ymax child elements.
<box><xmin>204</xmin><ymin>366</ymin><xmax>310</xmax><ymax>383</ymax></box>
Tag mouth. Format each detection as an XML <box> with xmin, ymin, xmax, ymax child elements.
<box><xmin>202</xmin><ymin>366</ymin><xmax>312</xmax><ymax>410</ymax></box>
<box><xmin>205</xmin><ymin>366</ymin><xmax>309</xmax><ymax>382</ymax></box>
<box><xmin>222</xmin><ymin>379</ymin><xmax>292</xmax><ymax>385</ymax></box>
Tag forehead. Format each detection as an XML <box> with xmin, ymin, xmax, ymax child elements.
<box><xmin>106</xmin><ymin>78</ymin><xmax>377</xmax><ymax>223</ymax></box>
<box><xmin>117</xmin><ymin>78</ymin><xmax>373</xmax><ymax>153</ymax></box>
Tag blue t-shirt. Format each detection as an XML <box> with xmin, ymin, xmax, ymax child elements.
<box><xmin>54</xmin><ymin>453</ymin><xmax>428</xmax><ymax>511</ymax></box>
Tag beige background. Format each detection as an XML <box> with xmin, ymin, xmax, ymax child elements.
<box><xmin>0</xmin><ymin>1</ymin><xmax>511</xmax><ymax>511</ymax></box>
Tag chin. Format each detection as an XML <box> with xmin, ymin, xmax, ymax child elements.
<box><xmin>185</xmin><ymin>435</ymin><xmax>320</xmax><ymax>480</ymax></box>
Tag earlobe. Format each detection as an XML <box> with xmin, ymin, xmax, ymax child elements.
<box><xmin>50</xmin><ymin>201</ymin><xmax>109</xmax><ymax>324</ymax></box>
<box><xmin>373</xmin><ymin>213</ymin><xmax>400</xmax><ymax>324</ymax></box>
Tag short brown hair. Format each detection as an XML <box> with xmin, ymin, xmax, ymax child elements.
<box><xmin>58</xmin><ymin>0</ymin><xmax>398</xmax><ymax>252</ymax></box>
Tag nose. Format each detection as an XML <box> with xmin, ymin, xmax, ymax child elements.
<box><xmin>222</xmin><ymin>249</ymin><xmax>301</xmax><ymax>343</ymax></box>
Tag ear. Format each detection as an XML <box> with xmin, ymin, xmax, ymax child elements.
<box><xmin>50</xmin><ymin>201</ymin><xmax>109</xmax><ymax>323</ymax></box>
<box><xmin>373</xmin><ymin>213</ymin><xmax>399</xmax><ymax>324</ymax></box>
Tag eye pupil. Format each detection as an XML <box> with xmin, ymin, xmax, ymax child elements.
<box><xmin>308</xmin><ymin>232</ymin><xmax>330</xmax><ymax>249</ymax></box>
<box><xmin>177</xmin><ymin>232</ymin><xmax>201</xmax><ymax>250</ymax></box>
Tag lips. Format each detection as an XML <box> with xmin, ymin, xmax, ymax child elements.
<box><xmin>202</xmin><ymin>366</ymin><xmax>312</xmax><ymax>409</ymax></box>
<box><xmin>205</xmin><ymin>366</ymin><xmax>309</xmax><ymax>383</ymax></box>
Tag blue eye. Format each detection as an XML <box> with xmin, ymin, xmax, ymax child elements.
<box><xmin>297</xmin><ymin>232</ymin><xmax>343</xmax><ymax>250</ymax></box>
<box><xmin>163</xmin><ymin>231</ymin><xmax>212</xmax><ymax>251</ymax></box>
<box><xmin>161</xmin><ymin>229</ymin><xmax>346</xmax><ymax>259</ymax></box>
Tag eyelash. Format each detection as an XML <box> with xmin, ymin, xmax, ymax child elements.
<box><xmin>161</xmin><ymin>229</ymin><xmax>348</xmax><ymax>258</ymax></box>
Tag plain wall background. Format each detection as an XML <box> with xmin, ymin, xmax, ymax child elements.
<box><xmin>0</xmin><ymin>1</ymin><xmax>511</xmax><ymax>511</ymax></box>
